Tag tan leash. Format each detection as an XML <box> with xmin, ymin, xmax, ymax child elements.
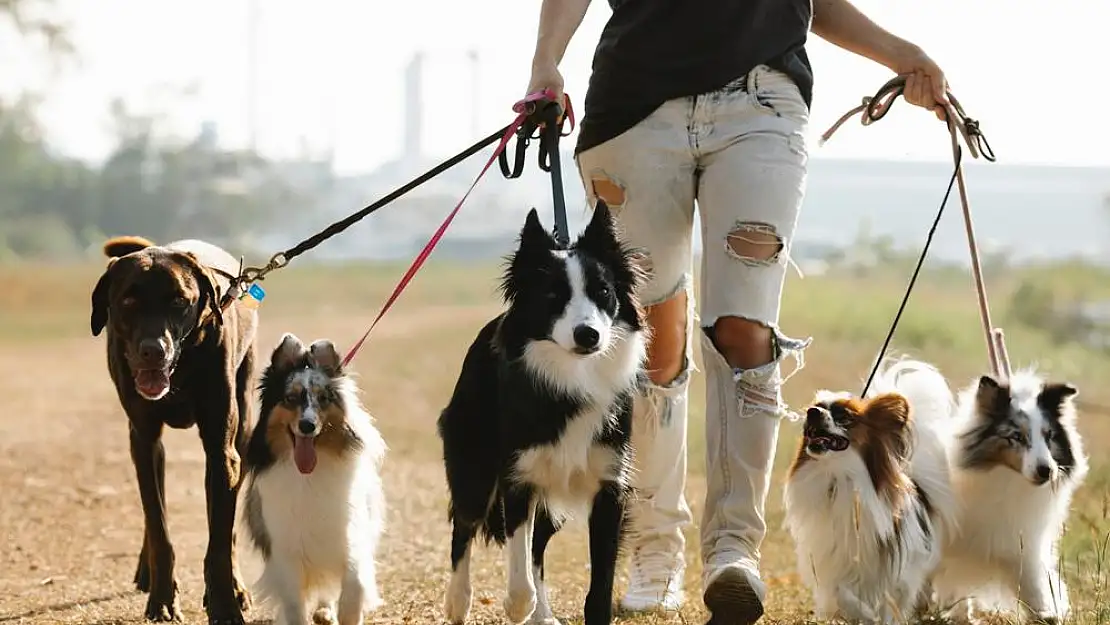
<box><xmin>820</xmin><ymin>76</ymin><xmax>1010</xmax><ymax>382</ymax></box>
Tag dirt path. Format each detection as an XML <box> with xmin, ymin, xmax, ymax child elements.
<box><xmin>0</xmin><ymin>307</ymin><xmax>750</xmax><ymax>625</ymax></box>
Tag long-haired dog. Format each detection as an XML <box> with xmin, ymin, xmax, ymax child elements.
<box><xmin>784</xmin><ymin>359</ymin><xmax>959</xmax><ymax>624</ymax></box>
<box><xmin>437</xmin><ymin>201</ymin><xmax>647</xmax><ymax>625</ymax></box>
<box><xmin>931</xmin><ymin>370</ymin><xmax>1087</xmax><ymax>624</ymax></box>
<box><xmin>242</xmin><ymin>334</ymin><xmax>387</xmax><ymax>625</ymax></box>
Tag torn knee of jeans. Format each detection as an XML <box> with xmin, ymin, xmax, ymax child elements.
<box><xmin>589</xmin><ymin>173</ymin><xmax>627</xmax><ymax>212</ymax></box>
<box><xmin>725</xmin><ymin>221</ymin><xmax>784</xmax><ymax>266</ymax></box>
<box><xmin>721</xmin><ymin>323</ymin><xmax>812</xmax><ymax>420</ymax></box>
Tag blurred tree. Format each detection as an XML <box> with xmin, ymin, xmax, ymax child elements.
<box><xmin>0</xmin><ymin>2</ymin><xmax>317</xmax><ymax>261</ymax></box>
<box><xmin>0</xmin><ymin>0</ymin><xmax>73</xmax><ymax>56</ymax></box>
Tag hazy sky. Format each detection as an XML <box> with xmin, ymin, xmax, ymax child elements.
<box><xmin>4</xmin><ymin>0</ymin><xmax>1108</xmax><ymax>174</ymax></box>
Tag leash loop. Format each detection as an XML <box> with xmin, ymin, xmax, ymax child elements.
<box><xmin>820</xmin><ymin>75</ymin><xmax>1009</xmax><ymax>389</ymax></box>
<box><xmin>499</xmin><ymin>89</ymin><xmax>576</xmax><ymax>246</ymax></box>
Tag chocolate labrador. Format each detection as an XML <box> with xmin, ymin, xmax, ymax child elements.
<box><xmin>90</xmin><ymin>235</ymin><xmax>257</xmax><ymax>624</ymax></box>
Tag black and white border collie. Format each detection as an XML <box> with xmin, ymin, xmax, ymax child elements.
<box><xmin>438</xmin><ymin>201</ymin><xmax>647</xmax><ymax>625</ymax></box>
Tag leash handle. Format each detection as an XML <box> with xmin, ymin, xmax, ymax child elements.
<box><xmin>498</xmin><ymin>88</ymin><xmax>576</xmax><ymax>246</ymax></box>
<box><xmin>340</xmin><ymin>93</ymin><xmax>561</xmax><ymax>368</ymax></box>
<box><xmin>821</xmin><ymin>76</ymin><xmax>1009</xmax><ymax>386</ymax></box>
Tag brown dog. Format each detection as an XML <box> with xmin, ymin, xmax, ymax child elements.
<box><xmin>91</xmin><ymin>235</ymin><xmax>258</xmax><ymax>624</ymax></box>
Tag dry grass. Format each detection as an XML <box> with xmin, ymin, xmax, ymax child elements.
<box><xmin>2</xmin><ymin>259</ymin><xmax>1110</xmax><ymax>625</ymax></box>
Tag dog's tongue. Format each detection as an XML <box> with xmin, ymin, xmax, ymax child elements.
<box><xmin>135</xmin><ymin>369</ymin><xmax>171</xmax><ymax>397</ymax></box>
<box><xmin>293</xmin><ymin>435</ymin><xmax>317</xmax><ymax>474</ymax></box>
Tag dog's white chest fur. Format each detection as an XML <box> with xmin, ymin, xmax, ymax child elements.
<box><xmin>251</xmin><ymin>451</ymin><xmax>384</xmax><ymax>603</ymax></box>
<box><xmin>508</xmin><ymin>332</ymin><xmax>645</xmax><ymax>522</ymax></box>
<box><xmin>256</xmin><ymin>457</ymin><xmax>364</xmax><ymax>566</ymax></box>
<box><xmin>512</xmin><ymin>406</ymin><xmax>622</xmax><ymax>521</ymax></box>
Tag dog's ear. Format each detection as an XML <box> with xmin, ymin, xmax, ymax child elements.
<box><xmin>577</xmin><ymin>199</ymin><xmax>621</xmax><ymax>256</ymax></box>
<box><xmin>272</xmin><ymin>333</ymin><xmax>307</xmax><ymax>369</ymax></box>
<box><xmin>866</xmin><ymin>392</ymin><xmax>914</xmax><ymax>462</ymax></box>
<box><xmin>180</xmin><ymin>252</ymin><xmax>222</xmax><ymax>329</ymax></box>
<box><xmin>865</xmin><ymin>392</ymin><xmax>911</xmax><ymax>426</ymax></box>
<box><xmin>90</xmin><ymin>259</ymin><xmax>118</xmax><ymax>337</ymax></box>
<box><xmin>977</xmin><ymin>375</ymin><xmax>1000</xmax><ymax>392</ymax></box>
<box><xmin>1039</xmin><ymin>382</ymin><xmax>1079</xmax><ymax>412</ymax></box>
<box><xmin>975</xmin><ymin>374</ymin><xmax>1010</xmax><ymax>420</ymax></box>
<box><xmin>519</xmin><ymin>208</ymin><xmax>556</xmax><ymax>251</ymax></box>
<box><xmin>308</xmin><ymin>340</ymin><xmax>343</xmax><ymax>377</ymax></box>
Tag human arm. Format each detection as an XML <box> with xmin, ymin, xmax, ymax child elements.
<box><xmin>811</xmin><ymin>0</ymin><xmax>949</xmax><ymax>119</ymax></box>
<box><xmin>526</xmin><ymin>0</ymin><xmax>592</xmax><ymax>101</ymax></box>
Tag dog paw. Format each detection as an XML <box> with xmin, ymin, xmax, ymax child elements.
<box><xmin>503</xmin><ymin>589</ymin><xmax>537</xmax><ymax>625</ymax></box>
<box><xmin>312</xmin><ymin>604</ymin><xmax>337</xmax><ymax>625</ymax></box>
<box><xmin>445</xmin><ymin>586</ymin><xmax>472</xmax><ymax>624</ymax></box>
<box><xmin>202</xmin><ymin>583</ymin><xmax>249</xmax><ymax>625</ymax></box>
<box><xmin>202</xmin><ymin>596</ymin><xmax>247</xmax><ymax>625</ymax></box>
<box><xmin>144</xmin><ymin>591</ymin><xmax>182</xmax><ymax>622</ymax></box>
<box><xmin>445</xmin><ymin>571</ymin><xmax>472</xmax><ymax>625</ymax></box>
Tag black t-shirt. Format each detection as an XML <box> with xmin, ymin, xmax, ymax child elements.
<box><xmin>576</xmin><ymin>0</ymin><xmax>814</xmax><ymax>155</ymax></box>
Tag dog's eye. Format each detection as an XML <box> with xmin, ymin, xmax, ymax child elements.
<box><xmin>171</xmin><ymin>296</ymin><xmax>189</xmax><ymax>309</ymax></box>
<box><xmin>316</xmin><ymin>391</ymin><xmax>330</xmax><ymax>406</ymax></box>
<box><xmin>598</xmin><ymin>286</ymin><xmax>611</xmax><ymax>298</ymax></box>
<box><xmin>1043</xmin><ymin>428</ymin><xmax>1055</xmax><ymax>442</ymax></box>
<box><xmin>1007</xmin><ymin>431</ymin><xmax>1027</xmax><ymax>446</ymax></box>
<box><xmin>122</xmin><ymin>296</ymin><xmax>137</xmax><ymax>308</ymax></box>
<box><xmin>283</xmin><ymin>392</ymin><xmax>301</xmax><ymax>406</ymax></box>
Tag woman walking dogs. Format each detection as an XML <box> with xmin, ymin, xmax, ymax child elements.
<box><xmin>524</xmin><ymin>0</ymin><xmax>952</xmax><ymax>622</ymax></box>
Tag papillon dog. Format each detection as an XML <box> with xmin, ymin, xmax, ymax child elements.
<box><xmin>784</xmin><ymin>358</ymin><xmax>958</xmax><ymax>624</ymax></box>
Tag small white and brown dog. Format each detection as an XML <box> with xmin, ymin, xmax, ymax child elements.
<box><xmin>783</xmin><ymin>358</ymin><xmax>959</xmax><ymax>624</ymax></box>
<box><xmin>931</xmin><ymin>369</ymin><xmax>1087</xmax><ymax>625</ymax></box>
<box><xmin>242</xmin><ymin>334</ymin><xmax>387</xmax><ymax>625</ymax></box>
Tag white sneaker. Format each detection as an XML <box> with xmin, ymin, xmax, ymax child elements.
<box><xmin>620</xmin><ymin>543</ymin><xmax>685</xmax><ymax>612</ymax></box>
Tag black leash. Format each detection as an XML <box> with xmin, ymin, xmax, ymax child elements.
<box><xmin>860</xmin><ymin>145</ymin><xmax>963</xmax><ymax>397</ymax></box>
<box><xmin>229</xmin><ymin>125</ymin><xmax>512</xmax><ymax>292</ymax></box>
<box><xmin>229</xmin><ymin>93</ymin><xmax>578</xmax><ymax>304</ymax></box>
<box><xmin>499</xmin><ymin>97</ymin><xmax>574</xmax><ymax>246</ymax></box>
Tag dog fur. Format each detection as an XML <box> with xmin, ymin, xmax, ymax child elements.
<box><xmin>437</xmin><ymin>202</ymin><xmax>647</xmax><ymax>625</ymax></box>
<box><xmin>90</xmin><ymin>235</ymin><xmax>257</xmax><ymax>624</ymax></box>
<box><xmin>932</xmin><ymin>369</ymin><xmax>1087</xmax><ymax>624</ymax></box>
<box><xmin>784</xmin><ymin>358</ymin><xmax>959</xmax><ymax>624</ymax></box>
<box><xmin>243</xmin><ymin>333</ymin><xmax>386</xmax><ymax>625</ymax></box>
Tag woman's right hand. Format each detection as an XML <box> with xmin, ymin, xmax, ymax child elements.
<box><xmin>526</xmin><ymin>61</ymin><xmax>565</xmax><ymax>107</ymax></box>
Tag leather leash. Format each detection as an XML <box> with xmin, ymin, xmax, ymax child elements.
<box><xmin>820</xmin><ymin>76</ymin><xmax>1010</xmax><ymax>388</ymax></box>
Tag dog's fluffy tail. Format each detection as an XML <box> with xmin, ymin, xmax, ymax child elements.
<box><xmin>866</xmin><ymin>356</ymin><xmax>954</xmax><ymax>428</ymax></box>
<box><xmin>103</xmin><ymin>235</ymin><xmax>155</xmax><ymax>258</ymax></box>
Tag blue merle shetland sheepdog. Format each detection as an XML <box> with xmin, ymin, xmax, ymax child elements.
<box><xmin>242</xmin><ymin>334</ymin><xmax>386</xmax><ymax>625</ymax></box>
<box><xmin>438</xmin><ymin>201</ymin><xmax>647</xmax><ymax>625</ymax></box>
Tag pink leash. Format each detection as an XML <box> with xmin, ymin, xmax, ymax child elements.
<box><xmin>340</xmin><ymin>90</ymin><xmax>572</xmax><ymax>368</ymax></box>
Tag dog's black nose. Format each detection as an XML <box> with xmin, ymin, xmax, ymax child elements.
<box><xmin>1035</xmin><ymin>464</ymin><xmax>1053</xmax><ymax>483</ymax></box>
<box><xmin>573</xmin><ymin>325</ymin><xmax>600</xmax><ymax>350</ymax></box>
<box><xmin>297</xmin><ymin>418</ymin><xmax>317</xmax><ymax>436</ymax></box>
<box><xmin>138</xmin><ymin>338</ymin><xmax>166</xmax><ymax>364</ymax></box>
